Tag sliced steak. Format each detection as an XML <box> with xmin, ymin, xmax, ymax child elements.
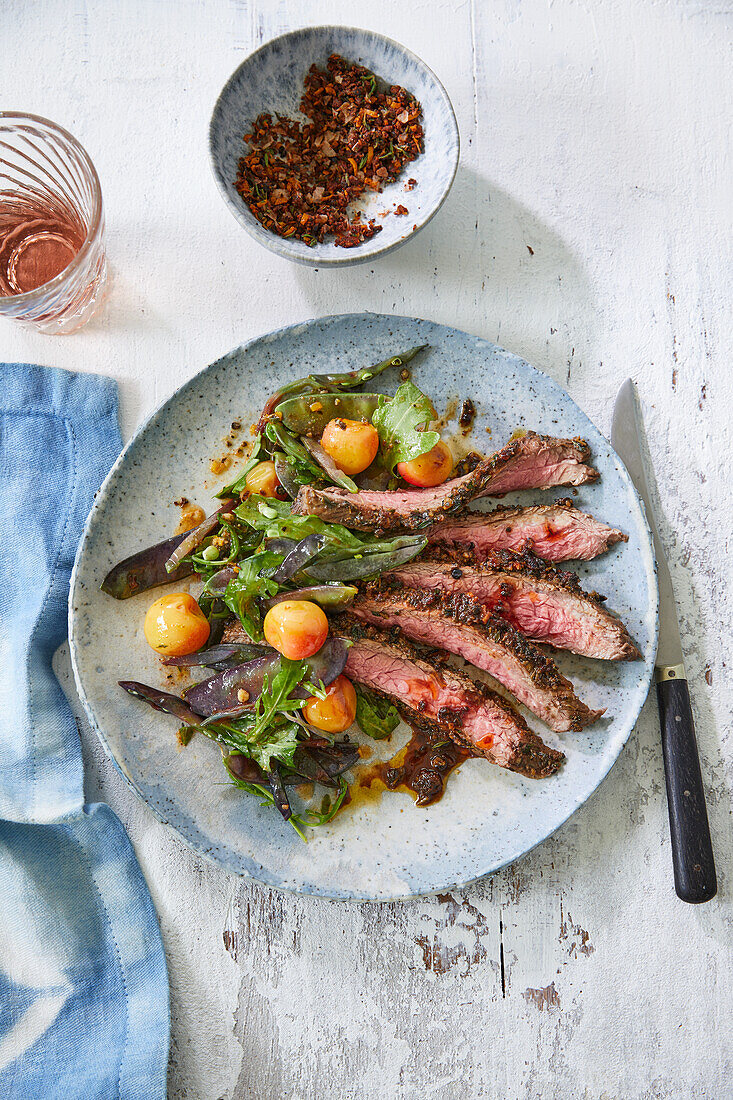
<box><xmin>352</xmin><ymin>580</ymin><xmax>603</xmax><ymax>732</ymax></box>
<box><xmin>335</xmin><ymin>616</ymin><xmax>564</xmax><ymax>778</ymax></box>
<box><xmin>390</xmin><ymin>548</ymin><xmax>641</xmax><ymax>660</ymax></box>
<box><xmin>426</xmin><ymin>499</ymin><xmax>627</xmax><ymax>562</ymax></box>
<box><xmin>294</xmin><ymin>432</ymin><xmax>599</xmax><ymax>534</ymax></box>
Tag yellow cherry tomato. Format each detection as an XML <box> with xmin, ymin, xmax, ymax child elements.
<box><xmin>263</xmin><ymin>600</ymin><xmax>329</xmax><ymax>660</ymax></box>
<box><xmin>144</xmin><ymin>592</ymin><xmax>210</xmax><ymax>656</ymax></box>
<box><xmin>303</xmin><ymin>675</ymin><xmax>357</xmax><ymax>733</ymax></box>
<box><xmin>397</xmin><ymin>440</ymin><xmax>453</xmax><ymax>488</ymax></box>
<box><xmin>245</xmin><ymin>460</ymin><xmax>280</xmax><ymax>498</ymax></box>
<box><xmin>320</xmin><ymin>418</ymin><xmax>379</xmax><ymax>476</ymax></box>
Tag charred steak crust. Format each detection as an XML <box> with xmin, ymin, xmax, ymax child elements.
<box><xmin>293</xmin><ymin>432</ymin><xmax>600</xmax><ymax>535</ymax></box>
<box><xmin>333</xmin><ymin>615</ymin><xmax>565</xmax><ymax>778</ymax></box>
<box><xmin>354</xmin><ymin>579</ymin><xmax>603</xmax><ymax>732</ymax></box>
<box><xmin>394</xmin><ymin>703</ymin><xmax>566</xmax><ymax>780</ymax></box>
<box><xmin>414</xmin><ymin>545</ymin><xmax>641</xmax><ymax>661</ymax></box>
<box><xmin>426</xmin><ymin>543</ymin><xmax>604</xmax><ymax>601</ymax></box>
<box><xmin>426</xmin><ymin>499</ymin><xmax>628</xmax><ymax>562</ymax></box>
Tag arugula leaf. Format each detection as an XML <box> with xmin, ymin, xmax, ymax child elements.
<box><xmin>222</xmin><ymin>549</ymin><xmax>283</xmax><ymax>639</ymax></box>
<box><xmin>355</xmin><ymin>685</ymin><xmax>401</xmax><ymax>740</ymax></box>
<box><xmin>371</xmin><ymin>381</ymin><xmax>440</xmax><ymax>472</ymax></box>
<box><xmin>208</xmin><ymin>657</ymin><xmax>308</xmax><ymax>772</ymax></box>
<box><xmin>250</xmin><ymin>658</ymin><xmax>309</xmax><ymax>746</ymax></box>
<box><xmin>222</xmin><ymin>765</ymin><xmax>309</xmax><ymax>841</ymax></box>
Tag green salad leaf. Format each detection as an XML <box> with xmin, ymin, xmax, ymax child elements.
<box><xmin>249</xmin><ymin>658</ymin><xmax>309</xmax><ymax>749</ymax></box>
<box><xmin>236</xmin><ymin>495</ymin><xmax>365</xmax><ymax>549</ymax></box>
<box><xmin>355</xmin><ymin>685</ymin><xmax>401</xmax><ymax>740</ymax></box>
<box><xmin>371</xmin><ymin>381</ymin><xmax>440</xmax><ymax>472</ymax></box>
<box><xmin>236</xmin><ymin>495</ymin><xmax>428</xmax><ymax>581</ymax></box>
<box><xmin>207</xmin><ymin>656</ymin><xmax>308</xmax><ymax>771</ymax></box>
<box><xmin>222</xmin><ymin>549</ymin><xmax>283</xmax><ymax>639</ymax></box>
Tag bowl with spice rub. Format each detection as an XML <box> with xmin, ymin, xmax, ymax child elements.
<box><xmin>209</xmin><ymin>26</ymin><xmax>459</xmax><ymax>266</ymax></box>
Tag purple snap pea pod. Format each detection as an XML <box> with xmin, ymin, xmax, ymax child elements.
<box><xmin>183</xmin><ymin>637</ymin><xmax>350</xmax><ymax>716</ymax></box>
<box><xmin>201</xmin><ymin>705</ymin><xmax>252</xmax><ymax>725</ymax></box>
<box><xmin>267</xmin><ymin>764</ymin><xmax>293</xmax><ymax>820</ymax></box>
<box><xmin>102</xmin><ymin>533</ymin><xmax>192</xmax><ymax>599</ymax></box>
<box><xmin>162</xmin><ymin>643</ymin><xmax>265</xmax><ymax>670</ymax></box>
<box><xmin>119</xmin><ymin>681</ymin><xmax>201</xmax><ymax>725</ymax></box>
<box><xmin>294</xmin><ymin>739</ymin><xmax>360</xmax><ymax>785</ymax></box>
<box><xmin>165</xmin><ymin>500</ymin><xmax>234</xmax><ymax>573</ymax></box>
<box><xmin>265</xmin><ymin>585</ymin><xmax>357</xmax><ymax>611</ymax></box>
<box><xmin>205</xmin><ymin>565</ymin><xmax>239</xmax><ymax>596</ymax></box>
<box><xmin>262</xmin><ymin>537</ymin><xmax>299</xmax><ymax>557</ymax></box>
<box><xmin>270</xmin><ymin>534</ymin><xmax>328</xmax><ymax>583</ymax></box>
<box><xmin>273</xmin><ymin>455</ymin><xmax>302</xmax><ymax>500</ymax></box>
<box><xmin>301</xmin><ymin>437</ymin><xmax>358</xmax><ymax>493</ymax></box>
<box><xmin>225</xmin><ymin>753</ymin><xmax>266</xmax><ymax>784</ymax></box>
<box><xmin>183</xmin><ymin>651</ymin><xmax>282</xmax><ymax>717</ymax></box>
<box><xmin>292</xmin><ymin>637</ymin><xmax>350</xmax><ymax>699</ymax></box>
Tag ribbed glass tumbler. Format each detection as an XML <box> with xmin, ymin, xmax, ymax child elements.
<box><xmin>0</xmin><ymin>113</ymin><xmax>107</xmax><ymax>334</ymax></box>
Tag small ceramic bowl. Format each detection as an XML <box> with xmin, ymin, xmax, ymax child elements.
<box><xmin>208</xmin><ymin>26</ymin><xmax>460</xmax><ymax>267</ymax></box>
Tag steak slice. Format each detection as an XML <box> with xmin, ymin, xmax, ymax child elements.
<box><xmin>335</xmin><ymin>616</ymin><xmax>564</xmax><ymax>778</ymax></box>
<box><xmin>352</xmin><ymin>580</ymin><xmax>604</xmax><ymax>732</ymax></box>
<box><xmin>426</xmin><ymin>499</ymin><xmax>627</xmax><ymax>562</ymax></box>
<box><xmin>293</xmin><ymin>432</ymin><xmax>599</xmax><ymax>534</ymax></box>
<box><xmin>390</xmin><ymin>548</ymin><xmax>641</xmax><ymax>660</ymax></box>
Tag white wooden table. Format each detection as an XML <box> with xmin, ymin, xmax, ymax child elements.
<box><xmin>4</xmin><ymin>1</ymin><xmax>732</xmax><ymax>1096</ymax></box>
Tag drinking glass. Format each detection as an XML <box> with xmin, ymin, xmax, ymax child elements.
<box><xmin>0</xmin><ymin>113</ymin><xmax>107</xmax><ymax>334</ymax></box>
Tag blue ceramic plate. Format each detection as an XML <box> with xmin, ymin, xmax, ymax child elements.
<box><xmin>70</xmin><ymin>314</ymin><xmax>658</xmax><ymax>900</ymax></box>
<box><xmin>208</xmin><ymin>27</ymin><xmax>459</xmax><ymax>266</ymax></box>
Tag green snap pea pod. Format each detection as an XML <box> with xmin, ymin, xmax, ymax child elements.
<box><xmin>301</xmin><ymin>437</ymin><xmax>358</xmax><ymax>493</ymax></box>
<box><xmin>265</xmin><ymin>420</ymin><xmax>324</xmax><ymax>479</ymax></box>
<box><xmin>224</xmin><ymin>347</ymin><xmax>429</xmax><ymax>498</ymax></box>
<box><xmin>304</xmin><ymin>536</ymin><xmax>428</xmax><ymax>582</ymax></box>
<box><xmin>276</xmin><ymin>392</ymin><xmax>381</xmax><ymax>437</ymax></box>
<box><xmin>264</xmin><ymin>584</ymin><xmax>358</xmax><ymax>610</ymax></box>
<box><xmin>257</xmin><ymin>345</ymin><xmax>428</xmax><ymax>427</ymax></box>
<box><xmin>308</xmin><ymin>345</ymin><xmax>428</xmax><ymax>391</ymax></box>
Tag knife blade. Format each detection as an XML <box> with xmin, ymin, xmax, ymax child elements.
<box><xmin>612</xmin><ymin>379</ymin><xmax>716</xmax><ymax>903</ymax></box>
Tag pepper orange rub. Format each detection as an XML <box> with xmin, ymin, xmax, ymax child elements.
<box><xmin>234</xmin><ymin>53</ymin><xmax>423</xmax><ymax>249</ymax></box>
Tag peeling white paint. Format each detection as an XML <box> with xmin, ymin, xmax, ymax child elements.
<box><xmin>19</xmin><ymin>0</ymin><xmax>733</xmax><ymax>1097</ymax></box>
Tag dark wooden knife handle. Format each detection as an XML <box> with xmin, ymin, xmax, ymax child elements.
<box><xmin>656</xmin><ymin>676</ymin><xmax>716</xmax><ymax>903</ymax></box>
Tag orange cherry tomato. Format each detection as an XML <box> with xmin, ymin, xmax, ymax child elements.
<box><xmin>144</xmin><ymin>592</ymin><xmax>210</xmax><ymax>656</ymax></box>
<box><xmin>302</xmin><ymin>675</ymin><xmax>357</xmax><ymax>733</ymax></box>
<box><xmin>320</xmin><ymin>418</ymin><xmax>379</xmax><ymax>476</ymax></box>
<box><xmin>263</xmin><ymin>600</ymin><xmax>329</xmax><ymax>660</ymax></box>
<box><xmin>397</xmin><ymin>440</ymin><xmax>453</xmax><ymax>488</ymax></box>
<box><xmin>245</xmin><ymin>460</ymin><xmax>280</xmax><ymax>498</ymax></box>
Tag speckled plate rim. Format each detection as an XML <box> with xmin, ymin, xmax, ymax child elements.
<box><xmin>207</xmin><ymin>26</ymin><xmax>460</xmax><ymax>268</ymax></box>
<box><xmin>69</xmin><ymin>313</ymin><xmax>659</xmax><ymax>901</ymax></box>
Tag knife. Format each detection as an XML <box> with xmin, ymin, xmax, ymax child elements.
<box><xmin>612</xmin><ymin>379</ymin><xmax>716</xmax><ymax>903</ymax></box>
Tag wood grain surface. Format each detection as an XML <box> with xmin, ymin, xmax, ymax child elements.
<box><xmin>4</xmin><ymin>0</ymin><xmax>732</xmax><ymax>1096</ymax></box>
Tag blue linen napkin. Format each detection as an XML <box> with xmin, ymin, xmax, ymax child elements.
<box><xmin>0</xmin><ymin>363</ymin><xmax>169</xmax><ymax>1099</ymax></box>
